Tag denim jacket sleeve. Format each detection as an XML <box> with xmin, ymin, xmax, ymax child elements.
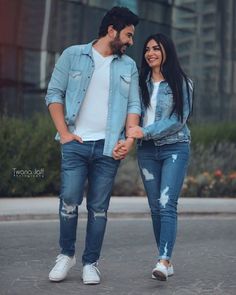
<box><xmin>45</xmin><ymin>48</ymin><xmax>71</xmax><ymax>107</ymax></box>
<box><xmin>127</xmin><ymin>62</ymin><xmax>141</xmax><ymax>115</ymax></box>
<box><xmin>142</xmin><ymin>80</ymin><xmax>193</xmax><ymax>140</ymax></box>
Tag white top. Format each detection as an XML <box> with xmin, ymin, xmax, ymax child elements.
<box><xmin>74</xmin><ymin>48</ymin><xmax>114</xmax><ymax>140</ymax></box>
<box><xmin>143</xmin><ymin>81</ymin><xmax>161</xmax><ymax>127</ymax></box>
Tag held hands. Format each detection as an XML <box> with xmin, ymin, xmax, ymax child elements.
<box><xmin>112</xmin><ymin>126</ymin><xmax>144</xmax><ymax>160</ymax></box>
<box><xmin>112</xmin><ymin>138</ymin><xmax>134</xmax><ymax>160</ymax></box>
<box><xmin>60</xmin><ymin>131</ymin><xmax>83</xmax><ymax>144</ymax></box>
<box><xmin>126</xmin><ymin>126</ymin><xmax>144</xmax><ymax>139</ymax></box>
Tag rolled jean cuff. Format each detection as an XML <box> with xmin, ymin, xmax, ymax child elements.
<box><xmin>61</xmin><ymin>250</ymin><xmax>75</xmax><ymax>257</ymax></box>
<box><xmin>158</xmin><ymin>255</ymin><xmax>170</xmax><ymax>261</ymax></box>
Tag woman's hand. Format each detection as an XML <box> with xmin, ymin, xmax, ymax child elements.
<box><xmin>127</xmin><ymin>126</ymin><xmax>144</xmax><ymax>139</ymax></box>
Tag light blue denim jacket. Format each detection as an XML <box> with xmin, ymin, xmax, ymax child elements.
<box><xmin>140</xmin><ymin>76</ymin><xmax>193</xmax><ymax>145</ymax></box>
<box><xmin>45</xmin><ymin>41</ymin><xmax>141</xmax><ymax>157</ymax></box>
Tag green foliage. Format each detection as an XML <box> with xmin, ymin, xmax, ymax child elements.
<box><xmin>189</xmin><ymin>142</ymin><xmax>236</xmax><ymax>175</ymax></box>
<box><xmin>0</xmin><ymin>115</ymin><xmax>60</xmax><ymax>197</ymax></box>
<box><xmin>190</xmin><ymin>122</ymin><xmax>236</xmax><ymax>146</ymax></box>
<box><xmin>0</xmin><ymin>117</ymin><xmax>236</xmax><ymax>197</ymax></box>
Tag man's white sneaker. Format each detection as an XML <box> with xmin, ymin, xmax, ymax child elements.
<box><xmin>82</xmin><ymin>262</ymin><xmax>101</xmax><ymax>285</ymax></box>
<box><xmin>49</xmin><ymin>254</ymin><xmax>76</xmax><ymax>282</ymax></box>
<box><xmin>152</xmin><ymin>262</ymin><xmax>168</xmax><ymax>281</ymax></box>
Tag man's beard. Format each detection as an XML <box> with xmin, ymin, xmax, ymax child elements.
<box><xmin>110</xmin><ymin>34</ymin><xmax>130</xmax><ymax>57</ymax></box>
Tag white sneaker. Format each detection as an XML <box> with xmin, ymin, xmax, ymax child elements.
<box><xmin>152</xmin><ymin>263</ymin><xmax>174</xmax><ymax>279</ymax></box>
<box><xmin>152</xmin><ymin>262</ymin><xmax>168</xmax><ymax>281</ymax></box>
<box><xmin>167</xmin><ymin>264</ymin><xmax>174</xmax><ymax>277</ymax></box>
<box><xmin>49</xmin><ymin>254</ymin><xmax>76</xmax><ymax>282</ymax></box>
<box><xmin>82</xmin><ymin>262</ymin><xmax>101</xmax><ymax>285</ymax></box>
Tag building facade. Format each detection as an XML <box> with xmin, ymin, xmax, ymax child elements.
<box><xmin>0</xmin><ymin>0</ymin><xmax>236</xmax><ymax>121</ymax></box>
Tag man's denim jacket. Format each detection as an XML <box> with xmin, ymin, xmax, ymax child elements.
<box><xmin>45</xmin><ymin>41</ymin><xmax>141</xmax><ymax>157</ymax></box>
<box><xmin>140</xmin><ymin>76</ymin><xmax>193</xmax><ymax>146</ymax></box>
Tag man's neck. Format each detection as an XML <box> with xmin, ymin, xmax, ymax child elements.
<box><xmin>93</xmin><ymin>38</ymin><xmax>113</xmax><ymax>57</ymax></box>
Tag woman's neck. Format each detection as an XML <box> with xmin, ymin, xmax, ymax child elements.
<box><xmin>151</xmin><ymin>68</ymin><xmax>164</xmax><ymax>82</ymax></box>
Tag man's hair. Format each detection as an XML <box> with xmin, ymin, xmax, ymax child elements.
<box><xmin>98</xmin><ymin>6</ymin><xmax>139</xmax><ymax>37</ymax></box>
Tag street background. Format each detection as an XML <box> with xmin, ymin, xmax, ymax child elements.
<box><xmin>0</xmin><ymin>1</ymin><xmax>236</xmax><ymax>294</ymax></box>
<box><xmin>0</xmin><ymin>196</ymin><xmax>236</xmax><ymax>295</ymax></box>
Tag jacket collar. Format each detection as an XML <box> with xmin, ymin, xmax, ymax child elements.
<box><xmin>81</xmin><ymin>40</ymin><xmax>119</xmax><ymax>59</ymax></box>
<box><xmin>146</xmin><ymin>71</ymin><xmax>166</xmax><ymax>84</ymax></box>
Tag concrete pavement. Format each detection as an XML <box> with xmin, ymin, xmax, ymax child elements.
<box><xmin>1</xmin><ymin>218</ymin><xmax>236</xmax><ymax>295</ymax></box>
<box><xmin>0</xmin><ymin>196</ymin><xmax>236</xmax><ymax>221</ymax></box>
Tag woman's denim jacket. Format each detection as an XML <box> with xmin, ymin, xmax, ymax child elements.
<box><xmin>139</xmin><ymin>76</ymin><xmax>193</xmax><ymax>146</ymax></box>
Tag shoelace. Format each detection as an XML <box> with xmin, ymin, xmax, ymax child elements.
<box><xmin>86</xmin><ymin>263</ymin><xmax>100</xmax><ymax>276</ymax></box>
<box><xmin>53</xmin><ymin>254</ymin><xmax>71</xmax><ymax>271</ymax></box>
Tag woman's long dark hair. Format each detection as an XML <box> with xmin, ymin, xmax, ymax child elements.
<box><xmin>139</xmin><ymin>33</ymin><xmax>192</xmax><ymax>122</ymax></box>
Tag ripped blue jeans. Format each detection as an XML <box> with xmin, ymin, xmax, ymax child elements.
<box><xmin>137</xmin><ymin>141</ymin><xmax>190</xmax><ymax>261</ymax></box>
<box><xmin>59</xmin><ymin>140</ymin><xmax>120</xmax><ymax>265</ymax></box>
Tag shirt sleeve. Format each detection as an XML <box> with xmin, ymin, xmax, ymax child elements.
<box><xmin>45</xmin><ymin>48</ymin><xmax>71</xmax><ymax>107</ymax></box>
<box><xmin>127</xmin><ymin>62</ymin><xmax>141</xmax><ymax>115</ymax></box>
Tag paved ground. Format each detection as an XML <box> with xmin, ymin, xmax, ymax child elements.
<box><xmin>1</xmin><ymin>217</ymin><xmax>236</xmax><ymax>295</ymax></box>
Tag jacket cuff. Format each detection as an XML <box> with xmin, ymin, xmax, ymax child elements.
<box><xmin>142</xmin><ymin>127</ymin><xmax>150</xmax><ymax>140</ymax></box>
<box><xmin>45</xmin><ymin>97</ymin><xmax>64</xmax><ymax>107</ymax></box>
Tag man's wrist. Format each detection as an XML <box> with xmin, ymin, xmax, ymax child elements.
<box><xmin>59</xmin><ymin>129</ymin><xmax>69</xmax><ymax>137</ymax></box>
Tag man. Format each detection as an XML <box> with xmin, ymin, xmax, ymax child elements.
<box><xmin>45</xmin><ymin>7</ymin><xmax>140</xmax><ymax>284</ymax></box>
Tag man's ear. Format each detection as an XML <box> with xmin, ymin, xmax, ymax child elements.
<box><xmin>107</xmin><ymin>25</ymin><xmax>117</xmax><ymax>39</ymax></box>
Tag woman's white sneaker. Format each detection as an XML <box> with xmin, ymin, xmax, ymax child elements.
<box><xmin>152</xmin><ymin>263</ymin><xmax>174</xmax><ymax>280</ymax></box>
<box><xmin>167</xmin><ymin>264</ymin><xmax>174</xmax><ymax>277</ymax></box>
<box><xmin>152</xmin><ymin>262</ymin><xmax>168</xmax><ymax>281</ymax></box>
<box><xmin>49</xmin><ymin>254</ymin><xmax>76</xmax><ymax>282</ymax></box>
<box><xmin>82</xmin><ymin>262</ymin><xmax>101</xmax><ymax>285</ymax></box>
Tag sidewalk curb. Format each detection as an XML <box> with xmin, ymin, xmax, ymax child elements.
<box><xmin>1</xmin><ymin>212</ymin><xmax>236</xmax><ymax>221</ymax></box>
<box><xmin>1</xmin><ymin>197</ymin><xmax>236</xmax><ymax>222</ymax></box>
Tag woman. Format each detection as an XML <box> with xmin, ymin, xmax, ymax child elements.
<box><xmin>127</xmin><ymin>33</ymin><xmax>193</xmax><ymax>281</ymax></box>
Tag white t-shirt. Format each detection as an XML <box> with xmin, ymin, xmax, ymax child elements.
<box><xmin>143</xmin><ymin>81</ymin><xmax>161</xmax><ymax>127</ymax></box>
<box><xmin>74</xmin><ymin>48</ymin><xmax>114</xmax><ymax>140</ymax></box>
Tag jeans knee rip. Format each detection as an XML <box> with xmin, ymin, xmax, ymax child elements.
<box><xmin>159</xmin><ymin>186</ymin><xmax>169</xmax><ymax>208</ymax></box>
<box><xmin>172</xmin><ymin>154</ymin><xmax>178</xmax><ymax>163</ymax></box>
<box><xmin>60</xmin><ymin>200</ymin><xmax>77</xmax><ymax>218</ymax></box>
<box><xmin>91</xmin><ymin>210</ymin><xmax>107</xmax><ymax>220</ymax></box>
<box><xmin>142</xmin><ymin>168</ymin><xmax>154</xmax><ymax>181</ymax></box>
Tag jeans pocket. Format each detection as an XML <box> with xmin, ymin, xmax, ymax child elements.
<box><xmin>61</xmin><ymin>140</ymin><xmax>76</xmax><ymax>146</ymax></box>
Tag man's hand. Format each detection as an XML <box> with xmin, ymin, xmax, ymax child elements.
<box><xmin>112</xmin><ymin>138</ymin><xmax>134</xmax><ymax>160</ymax></box>
<box><xmin>60</xmin><ymin>131</ymin><xmax>83</xmax><ymax>144</ymax></box>
<box><xmin>126</xmin><ymin>126</ymin><xmax>144</xmax><ymax>139</ymax></box>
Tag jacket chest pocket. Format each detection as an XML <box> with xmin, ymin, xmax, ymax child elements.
<box><xmin>120</xmin><ymin>74</ymin><xmax>131</xmax><ymax>98</ymax></box>
<box><xmin>68</xmin><ymin>70</ymin><xmax>82</xmax><ymax>91</ymax></box>
<box><xmin>159</xmin><ymin>90</ymin><xmax>173</xmax><ymax>108</ymax></box>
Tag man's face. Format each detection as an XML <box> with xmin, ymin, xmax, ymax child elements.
<box><xmin>110</xmin><ymin>25</ymin><xmax>135</xmax><ymax>56</ymax></box>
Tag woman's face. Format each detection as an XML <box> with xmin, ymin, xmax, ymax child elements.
<box><xmin>144</xmin><ymin>39</ymin><xmax>166</xmax><ymax>70</ymax></box>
